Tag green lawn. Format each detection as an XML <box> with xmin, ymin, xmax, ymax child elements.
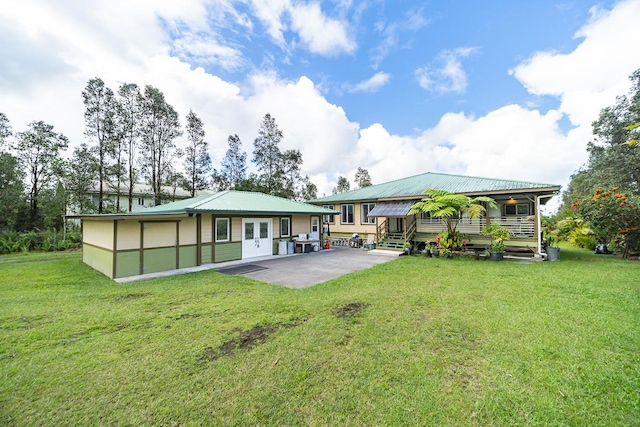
<box><xmin>1</xmin><ymin>248</ymin><xmax>639</xmax><ymax>426</ymax></box>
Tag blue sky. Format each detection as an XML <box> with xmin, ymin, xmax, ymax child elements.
<box><xmin>0</xmin><ymin>0</ymin><xmax>638</xmax><ymax>205</ymax></box>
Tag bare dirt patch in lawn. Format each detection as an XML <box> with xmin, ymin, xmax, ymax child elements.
<box><xmin>333</xmin><ymin>302</ymin><xmax>370</xmax><ymax>319</ymax></box>
<box><xmin>174</xmin><ymin>313</ymin><xmax>201</xmax><ymax>321</ymax></box>
<box><xmin>200</xmin><ymin>320</ymin><xmax>304</xmax><ymax>361</ymax></box>
<box><xmin>114</xmin><ymin>292</ymin><xmax>151</xmax><ymax>302</ymax></box>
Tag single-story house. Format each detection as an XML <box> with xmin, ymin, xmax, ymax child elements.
<box><xmin>70</xmin><ymin>191</ymin><xmax>337</xmax><ymax>280</ymax></box>
<box><xmin>309</xmin><ymin>172</ymin><xmax>561</xmax><ymax>256</ymax></box>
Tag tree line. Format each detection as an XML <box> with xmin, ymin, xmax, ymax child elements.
<box><xmin>550</xmin><ymin>69</ymin><xmax>640</xmax><ymax>258</ymax></box>
<box><xmin>1</xmin><ymin>77</ymin><xmax>373</xmax><ymax>234</ymax></box>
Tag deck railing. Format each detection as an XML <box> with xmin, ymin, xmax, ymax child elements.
<box><xmin>376</xmin><ymin>219</ymin><xmax>388</xmax><ymax>243</ymax></box>
<box><xmin>404</xmin><ymin>217</ymin><xmax>417</xmax><ymax>243</ymax></box>
<box><xmin>417</xmin><ymin>216</ymin><xmax>535</xmax><ymax>237</ymax></box>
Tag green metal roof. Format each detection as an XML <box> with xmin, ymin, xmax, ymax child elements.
<box><xmin>136</xmin><ymin>190</ymin><xmax>336</xmax><ymax>215</ymax></box>
<box><xmin>310</xmin><ymin>172</ymin><xmax>561</xmax><ymax>203</ymax></box>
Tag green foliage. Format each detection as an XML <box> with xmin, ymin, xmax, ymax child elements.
<box><xmin>0</xmin><ymin>152</ymin><xmax>26</xmax><ymax>230</ymax></box>
<box><xmin>14</xmin><ymin>120</ymin><xmax>69</xmax><ymax>229</ymax></box>
<box><xmin>117</xmin><ymin>82</ymin><xmax>143</xmax><ymax>213</ymax></box>
<box><xmin>0</xmin><ymin>229</ymin><xmax>81</xmax><ymax>254</ymax></box>
<box><xmin>434</xmin><ymin>230</ymin><xmax>466</xmax><ymax>251</ymax></box>
<box><xmin>83</xmin><ymin>77</ymin><xmax>119</xmax><ymax>214</ymax></box>
<box><xmin>585</xmin><ymin>70</ymin><xmax>640</xmax><ymax>196</ymax></box>
<box><xmin>0</xmin><ymin>111</ymin><xmax>11</xmax><ymax>146</ymax></box>
<box><xmin>480</xmin><ymin>222</ymin><xmax>511</xmax><ymax>253</ymax></box>
<box><xmin>569</xmin><ymin>226</ymin><xmax>597</xmax><ymax>250</ymax></box>
<box><xmin>354</xmin><ymin>167</ymin><xmax>372</xmax><ymax>188</ymax></box>
<box><xmin>332</xmin><ymin>175</ymin><xmax>350</xmax><ymax>194</ymax></box>
<box><xmin>220</xmin><ymin>134</ymin><xmax>247</xmax><ymax>189</ymax></box>
<box><xmin>253</xmin><ymin>113</ymin><xmax>284</xmax><ymax>195</ymax></box>
<box><xmin>66</xmin><ymin>143</ymin><xmax>98</xmax><ymax>214</ymax></box>
<box><xmin>572</xmin><ymin>187</ymin><xmax>640</xmax><ymax>258</ymax></box>
<box><xmin>139</xmin><ymin>85</ymin><xmax>182</xmax><ymax>206</ymax></box>
<box><xmin>410</xmin><ymin>189</ymin><xmax>497</xmax><ymax>239</ymax></box>
<box><xmin>182</xmin><ymin>109</ymin><xmax>211</xmax><ymax>197</ymax></box>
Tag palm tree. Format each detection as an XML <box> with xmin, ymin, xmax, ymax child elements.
<box><xmin>409</xmin><ymin>189</ymin><xmax>497</xmax><ymax>247</ymax></box>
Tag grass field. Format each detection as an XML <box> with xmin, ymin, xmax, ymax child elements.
<box><xmin>1</xmin><ymin>247</ymin><xmax>639</xmax><ymax>426</ymax></box>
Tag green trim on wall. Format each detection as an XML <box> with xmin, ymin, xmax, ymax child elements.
<box><xmin>82</xmin><ymin>241</ymin><xmax>114</xmax><ymax>252</ymax></box>
<box><xmin>201</xmin><ymin>244</ymin><xmax>212</xmax><ymax>264</ymax></box>
<box><xmin>179</xmin><ymin>246</ymin><xmax>197</xmax><ymax>269</ymax></box>
<box><xmin>215</xmin><ymin>242</ymin><xmax>241</xmax><ymax>263</ymax></box>
<box><xmin>83</xmin><ymin>245</ymin><xmax>114</xmax><ymax>279</ymax></box>
<box><xmin>115</xmin><ymin>251</ymin><xmax>140</xmax><ymax>278</ymax></box>
<box><xmin>143</xmin><ymin>248</ymin><xmax>177</xmax><ymax>274</ymax></box>
<box><xmin>112</xmin><ymin>220</ymin><xmax>118</xmax><ymax>278</ymax></box>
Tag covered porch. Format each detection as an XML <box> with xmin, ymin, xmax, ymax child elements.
<box><xmin>368</xmin><ymin>194</ymin><xmax>552</xmax><ymax>255</ymax></box>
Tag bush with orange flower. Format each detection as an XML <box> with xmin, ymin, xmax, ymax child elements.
<box><xmin>571</xmin><ymin>187</ymin><xmax>640</xmax><ymax>258</ymax></box>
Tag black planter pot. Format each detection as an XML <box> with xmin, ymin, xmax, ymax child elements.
<box><xmin>490</xmin><ymin>252</ymin><xmax>504</xmax><ymax>261</ymax></box>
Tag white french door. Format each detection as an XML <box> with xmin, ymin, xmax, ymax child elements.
<box><xmin>242</xmin><ymin>218</ymin><xmax>272</xmax><ymax>259</ymax></box>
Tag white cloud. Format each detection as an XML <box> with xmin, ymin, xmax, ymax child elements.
<box><xmin>171</xmin><ymin>33</ymin><xmax>245</xmax><ymax>70</ymax></box>
<box><xmin>289</xmin><ymin>2</ymin><xmax>355</xmax><ymax>55</ymax></box>
<box><xmin>416</xmin><ymin>47</ymin><xmax>478</xmax><ymax>93</ymax></box>
<box><xmin>250</xmin><ymin>0</ymin><xmax>356</xmax><ymax>56</ymax></box>
<box><xmin>511</xmin><ymin>0</ymin><xmax>640</xmax><ymax>128</ymax></box>
<box><xmin>250</xmin><ymin>0</ymin><xmax>290</xmax><ymax>48</ymax></box>
<box><xmin>346</xmin><ymin>72</ymin><xmax>391</xmax><ymax>93</ymax></box>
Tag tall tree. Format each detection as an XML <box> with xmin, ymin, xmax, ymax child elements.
<box><xmin>586</xmin><ymin>69</ymin><xmax>640</xmax><ymax>195</ymax></box>
<box><xmin>139</xmin><ymin>85</ymin><xmax>182</xmax><ymax>206</ymax></box>
<box><xmin>14</xmin><ymin>121</ymin><xmax>69</xmax><ymax>228</ymax></box>
<box><xmin>281</xmin><ymin>148</ymin><xmax>303</xmax><ymax>199</ymax></box>
<box><xmin>164</xmin><ymin>165</ymin><xmax>184</xmax><ymax>202</ymax></box>
<box><xmin>0</xmin><ymin>112</ymin><xmax>11</xmax><ymax>149</ymax></box>
<box><xmin>0</xmin><ymin>152</ymin><xmax>26</xmax><ymax>230</ymax></box>
<box><xmin>83</xmin><ymin>77</ymin><xmax>118</xmax><ymax>213</ymax></box>
<box><xmin>118</xmin><ymin>83</ymin><xmax>142</xmax><ymax>212</ymax></box>
<box><xmin>297</xmin><ymin>175</ymin><xmax>318</xmax><ymax>201</ymax></box>
<box><xmin>332</xmin><ymin>176</ymin><xmax>350</xmax><ymax>194</ymax></box>
<box><xmin>355</xmin><ymin>167</ymin><xmax>372</xmax><ymax>188</ymax></box>
<box><xmin>253</xmin><ymin>113</ymin><xmax>283</xmax><ymax>195</ymax></box>
<box><xmin>210</xmin><ymin>168</ymin><xmax>230</xmax><ymax>191</ymax></box>
<box><xmin>182</xmin><ymin>110</ymin><xmax>211</xmax><ymax>197</ymax></box>
<box><xmin>66</xmin><ymin>143</ymin><xmax>99</xmax><ymax>214</ymax></box>
<box><xmin>220</xmin><ymin>134</ymin><xmax>247</xmax><ymax>189</ymax></box>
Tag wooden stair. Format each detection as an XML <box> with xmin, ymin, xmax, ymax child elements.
<box><xmin>377</xmin><ymin>232</ymin><xmax>405</xmax><ymax>250</ymax></box>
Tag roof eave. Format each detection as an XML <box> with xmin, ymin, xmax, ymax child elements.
<box><xmin>66</xmin><ymin>212</ymin><xmax>189</xmax><ymax>220</ymax></box>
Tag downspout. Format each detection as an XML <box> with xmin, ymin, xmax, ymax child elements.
<box><xmin>536</xmin><ymin>193</ymin><xmax>557</xmax><ymax>256</ymax></box>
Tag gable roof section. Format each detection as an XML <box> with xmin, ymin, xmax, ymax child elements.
<box><xmin>134</xmin><ymin>191</ymin><xmax>335</xmax><ymax>215</ymax></box>
<box><xmin>310</xmin><ymin>172</ymin><xmax>561</xmax><ymax>203</ymax></box>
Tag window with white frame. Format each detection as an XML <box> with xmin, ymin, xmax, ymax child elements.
<box><xmin>504</xmin><ymin>203</ymin><xmax>530</xmax><ymax>216</ymax></box>
<box><xmin>340</xmin><ymin>204</ymin><xmax>354</xmax><ymax>224</ymax></box>
<box><xmin>322</xmin><ymin>205</ymin><xmax>335</xmax><ymax>224</ymax></box>
<box><xmin>215</xmin><ymin>218</ymin><xmax>230</xmax><ymax>242</ymax></box>
<box><xmin>280</xmin><ymin>217</ymin><xmax>290</xmax><ymax>237</ymax></box>
<box><xmin>137</xmin><ymin>197</ymin><xmax>144</xmax><ymax>206</ymax></box>
<box><xmin>361</xmin><ymin>203</ymin><xmax>376</xmax><ymax>224</ymax></box>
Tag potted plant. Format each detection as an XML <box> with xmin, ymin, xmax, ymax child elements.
<box><xmin>544</xmin><ymin>231</ymin><xmax>560</xmax><ymax>261</ymax></box>
<box><xmin>402</xmin><ymin>241</ymin><xmax>412</xmax><ymax>255</ymax></box>
<box><xmin>480</xmin><ymin>222</ymin><xmax>511</xmax><ymax>261</ymax></box>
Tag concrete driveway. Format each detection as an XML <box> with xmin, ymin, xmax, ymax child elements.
<box><xmin>116</xmin><ymin>247</ymin><xmax>399</xmax><ymax>286</ymax></box>
<box><xmin>218</xmin><ymin>247</ymin><xmax>399</xmax><ymax>288</ymax></box>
